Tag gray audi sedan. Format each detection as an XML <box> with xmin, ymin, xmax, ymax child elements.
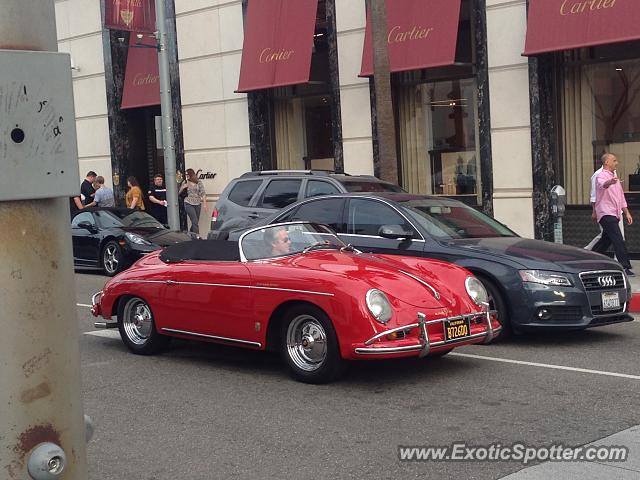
<box><xmin>230</xmin><ymin>193</ymin><xmax>633</xmax><ymax>338</ymax></box>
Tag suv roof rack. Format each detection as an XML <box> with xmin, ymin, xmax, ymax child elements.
<box><xmin>240</xmin><ymin>170</ymin><xmax>335</xmax><ymax>177</ymax></box>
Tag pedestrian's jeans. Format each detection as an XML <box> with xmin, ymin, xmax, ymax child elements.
<box><xmin>185</xmin><ymin>202</ymin><xmax>201</xmax><ymax>234</ymax></box>
<box><xmin>592</xmin><ymin>215</ymin><xmax>631</xmax><ymax>270</ymax></box>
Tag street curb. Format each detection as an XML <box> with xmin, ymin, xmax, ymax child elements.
<box><xmin>630</xmin><ymin>294</ymin><xmax>640</xmax><ymax>313</ymax></box>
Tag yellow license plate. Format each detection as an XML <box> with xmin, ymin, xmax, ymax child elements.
<box><xmin>444</xmin><ymin>318</ymin><xmax>470</xmax><ymax>341</ymax></box>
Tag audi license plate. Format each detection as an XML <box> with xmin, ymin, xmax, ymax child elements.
<box><xmin>444</xmin><ymin>318</ymin><xmax>470</xmax><ymax>341</ymax></box>
<box><xmin>601</xmin><ymin>291</ymin><xmax>620</xmax><ymax>311</ymax></box>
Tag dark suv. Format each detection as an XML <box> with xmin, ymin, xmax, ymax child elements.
<box><xmin>207</xmin><ymin>170</ymin><xmax>404</xmax><ymax>239</ymax></box>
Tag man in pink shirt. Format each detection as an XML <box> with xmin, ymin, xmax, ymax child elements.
<box><xmin>592</xmin><ymin>153</ymin><xmax>634</xmax><ymax>276</ymax></box>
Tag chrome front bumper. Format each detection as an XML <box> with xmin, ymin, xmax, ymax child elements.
<box><xmin>354</xmin><ymin>308</ymin><xmax>499</xmax><ymax>356</ymax></box>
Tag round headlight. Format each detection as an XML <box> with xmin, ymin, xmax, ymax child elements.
<box><xmin>465</xmin><ymin>276</ymin><xmax>489</xmax><ymax>306</ymax></box>
<box><xmin>366</xmin><ymin>289</ymin><xmax>393</xmax><ymax>324</ymax></box>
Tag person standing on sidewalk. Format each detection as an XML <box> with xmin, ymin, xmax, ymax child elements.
<box><xmin>180</xmin><ymin>168</ymin><xmax>206</xmax><ymax>235</ymax></box>
<box><xmin>592</xmin><ymin>153</ymin><xmax>634</xmax><ymax>276</ymax></box>
<box><xmin>85</xmin><ymin>176</ymin><xmax>115</xmax><ymax>208</ymax></box>
<box><xmin>148</xmin><ymin>173</ymin><xmax>168</xmax><ymax>225</ymax></box>
<box><xmin>80</xmin><ymin>170</ymin><xmax>97</xmax><ymax>206</ymax></box>
<box><xmin>125</xmin><ymin>176</ymin><xmax>145</xmax><ymax>210</ymax></box>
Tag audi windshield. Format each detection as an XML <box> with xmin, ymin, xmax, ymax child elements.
<box><xmin>398</xmin><ymin>199</ymin><xmax>516</xmax><ymax>240</ymax></box>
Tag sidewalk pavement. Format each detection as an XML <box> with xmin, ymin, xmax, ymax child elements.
<box><xmin>628</xmin><ymin>260</ymin><xmax>640</xmax><ymax>313</ymax></box>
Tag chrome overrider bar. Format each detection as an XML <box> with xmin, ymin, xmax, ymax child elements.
<box><xmin>355</xmin><ymin>305</ymin><xmax>498</xmax><ymax>356</ymax></box>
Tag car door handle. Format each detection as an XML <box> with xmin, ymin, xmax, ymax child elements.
<box><xmin>166</xmin><ymin>280</ymin><xmax>177</xmax><ymax>285</ymax></box>
<box><xmin>248</xmin><ymin>213</ymin><xmax>259</xmax><ymax>219</ymax></box>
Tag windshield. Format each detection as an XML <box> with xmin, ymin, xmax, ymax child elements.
<box><xmin>340</xmin><ymin>180</ymin><xmax>405</xmax><ymax>193</ymax></box>
<box><xmin>398</xmin><ymin>200</ymin><xmax>516</xmax><ymax>240</ymax></box>
<box><xmin>94</xmin><ymin>210</ymin><xmax>165</xmax><ymax>229</ymax></box>
<box><xmin>241</xmin><ymin>223</ymin><xmax>346</xmax><ymax>260</ymax></box>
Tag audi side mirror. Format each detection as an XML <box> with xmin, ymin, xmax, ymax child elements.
<box><xmin>378</xmin><ymin>224</ymin><xmax>414</xmax><ymax>240</ymax></box>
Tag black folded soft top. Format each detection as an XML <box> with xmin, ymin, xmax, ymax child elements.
<box><xmin>159</xmin><ymin>240</ymin><xmax>241</xmax><ymax>263</ymax></box>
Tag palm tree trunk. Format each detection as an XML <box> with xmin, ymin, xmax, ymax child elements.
<box><xmin>368</xmin><ymin>0</ymin><xmax>398</xmax><ymax>184</ymax></box>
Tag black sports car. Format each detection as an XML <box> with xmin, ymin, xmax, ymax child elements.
<box><xmin>228</xmin><ymin>193</ymin><xmax>633</xmax><ymax>337</ymax></box>
<box><xmin>71</xmin><ymin>208</ymin><xmax>193</xmax><ymax>276</ymax></box>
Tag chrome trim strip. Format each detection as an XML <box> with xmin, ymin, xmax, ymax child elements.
<box><xmin>120</xmin><ymin>279</ymin><xmax>333</xmax><ymax>297</ymax></box>
<box><xmin>121</xmin><ymin>280</ymin><xmax>166</xmax><ymax>284</ymax></box>
<box><xmin>161</xmin><ymin>328</ymin><xmax>262</xmax><ymax>347</ymax></box>
<box><xmin>339</xmin><ymin>233</ymin><xmax>426</xmax><ymax>243</ymax></box>
<box><xmin>398</xmin><ymin>270</ymin><xmax>440</xmax><ymax>300</ymax></box>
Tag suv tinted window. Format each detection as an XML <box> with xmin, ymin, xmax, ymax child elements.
<box><xmin>290</xmin><ymin>198</ymin><xmax>344</xmax><ymax>231</ymax></box>
<box><xmin>339</xmin><ymin>180</ymin><xmax>404</xmax><ymax>193</ymax></box>
<box><xmin>347</xmin><ymin>198</ymin><xmax>413</xmax><ymax>236</ymax></box>
<box><xmin>259</xmin><ymin>179</ymin><xmax>302</xmax><ymax>209</ymax></box>
<box><xmin>228</xmin><ymin>180</ymin><xmax>261</xmax><ymax>207</ymax></box>
<box><xmin>306</xmin><ymin>180</ymin><xmax>340</xmax><ymax>198</ymax></box>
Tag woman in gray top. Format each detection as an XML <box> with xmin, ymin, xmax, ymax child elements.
<box><xmin>180</xmin><ymin>168</ymin><xmax>207</xmax><ymax>235</ymax></box>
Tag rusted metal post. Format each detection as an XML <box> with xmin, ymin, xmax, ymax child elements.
<box><xmin>0</xmin><ymin>1</ymin><xmax>89</xmax><ymax>478</ymax></box>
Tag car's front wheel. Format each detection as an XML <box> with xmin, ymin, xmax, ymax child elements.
<box><xmin>101</xmin><ymin>240</ymin><xmax>123</xmax><ymax>276</ymax></box>
<box><xmin>282</xmin><ymin>305</ymin><xmax>346</xmax><ymax>383</ymax></box>
<box><xmin>477</xmin><ymin>277</ymin><xmax>510</xmax><ymax>342</ymax></box>
<box><xmin>118</xmin><ymin>296</ymin><xmax>170</xmax><ymax>355</ymax></box>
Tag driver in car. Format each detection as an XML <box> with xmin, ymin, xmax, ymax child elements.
<box><xmin>265</xmin><ymin>227</ymin><xmax>291</xmax><ymax>257</ymax></box>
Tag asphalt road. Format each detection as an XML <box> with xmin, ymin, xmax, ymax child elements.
<box><xmin>74</xmin><ymin>271</ymin><xmax>640</xmax><ymax>480</ymax></box>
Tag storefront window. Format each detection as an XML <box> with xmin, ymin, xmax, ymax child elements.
<box><xmin>272</xmin><ymin>0</ymin><xmax>335</xmax><ymax>172</ymax></box>
<box><xmin>273</xmin><ymin>93</ymin><xmax>333</xmax><ymax>171</ymax></box>
<box><xmin>393</xmin><ymin>0</ymin><xmax>480</xmax><ymax>205</ymax></box>
<box><xmin>561</xmin><ymin>52</ymin><xmax>640</xmax><ymax>205</ymax></box>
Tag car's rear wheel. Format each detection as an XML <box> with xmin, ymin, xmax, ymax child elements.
<box><xmin>282</xmin><ymin>305</ymin><xmax>346</xmax><ymax>383</ymax></box>
<box><xmin>477</xmin><ymin>277</ymin><xmax>510</xmax><ymax>341</ymax></box>
<box><xmin>101</xmin><ymin>240</ymin><xmax>123</xmax><ymax>276</ymax></box>
<box><xmin>118</xmin><ymin>296</ymin><xmax>169</xmax><ymax>354</ymax></box>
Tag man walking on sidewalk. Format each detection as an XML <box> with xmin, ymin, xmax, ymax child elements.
<box><xmin>585</xmin><ymin>162</ymin><xmax>624</xmax><ymax>252</ymax></box>
<box><xmin>592</xmin><ymin>153</ymin><xmax>634</xmax><ymax>276</ymax></box>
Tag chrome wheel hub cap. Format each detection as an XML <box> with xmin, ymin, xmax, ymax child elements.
<box><xmin>123</xmin><ymin>299</ymin><xmax>152</xmax><ymax>345</ymax></box>
<box><xmin>286</xmin><ymin>315</ymin><xmax>327</xmax><ymax>372</ymax></box>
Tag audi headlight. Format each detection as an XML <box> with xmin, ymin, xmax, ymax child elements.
<box><xmin>465</xmin><ymin>277</ymin><xmax>488</xmax><ymax>306</ymax></box>
<box><xmin>519</xmin><ymin>270</ymin><xmax>572</xmax><ymax>287</ymax></box>
<box><xmin>125</xmin><ymin>232</ymin><xmax>152</xmax><ymax>246</ymax></box>
<box><xmin>366</xmin><ymin>289</ymin><xmax>392</xmax><ymax>324</ymax></box>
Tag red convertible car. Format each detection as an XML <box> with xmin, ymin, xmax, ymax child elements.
<box><xmin>92</xmin><ymin>222</ymin><xmax>501</xmax><ymax>383</ymax></box>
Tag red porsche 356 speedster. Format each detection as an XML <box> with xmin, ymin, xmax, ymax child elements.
<box><xmin>92</xmin><ymin>222</ymin><xmax>501</xmax><ymax>383</ymax></box>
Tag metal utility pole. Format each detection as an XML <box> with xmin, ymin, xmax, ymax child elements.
<box><xmin>368</xmin><ymin>0</ymin><xmax>398</xmax><ymax>184</ymax></box>
<box><xmin>155</xmin><ymin>0</ymin><xmax>180</xmax><ymax>230</ymax></box>
<box><xmin>0</xmin><ymin>0</ymin><xmax>89</xmax><ymax>478</ymax></box>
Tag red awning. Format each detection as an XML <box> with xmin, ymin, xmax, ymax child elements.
<box><xmin>104</xmin><ymin>0</ymin><xmax>156</xmax><ymax>33</ymax></box>
<box><xmin>121</xmin><ymin>36</ymin><xmax>160</xmax><ymax>109</ymax></box>
<box><xmin>524</xmin><ymin>0</ymin><xmax>640</xmax><ymax>55</ymax></box>
<box><xmin>237</xmin><ymin>0</ymin><xmax>319</xmax><ymax>93</ymax></box>
<box><xmin>360</xmin><ymin>0</ymin><xmax>462</xmax><ymax>76</ymax></box>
